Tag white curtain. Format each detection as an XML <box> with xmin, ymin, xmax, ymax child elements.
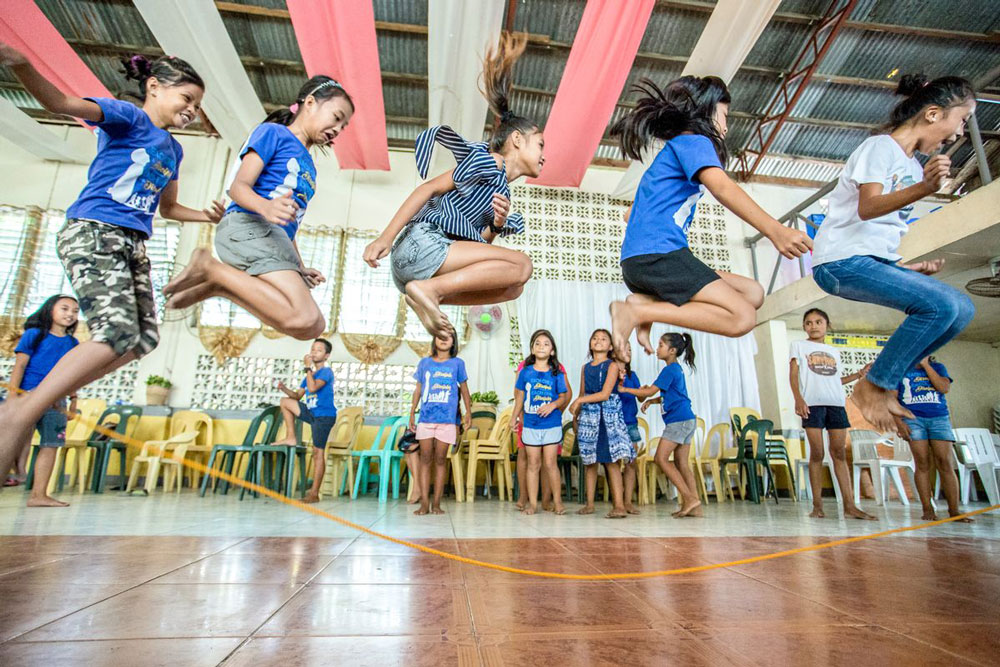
<box><xmin>514</xmin><ymin>280</ymin><xmax>760</xmax><ymax>435</ymax></box>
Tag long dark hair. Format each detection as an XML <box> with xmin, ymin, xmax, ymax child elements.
<box><xmin>587</xmin><ymin>328</ymin><xmax>614</xmax><ymax>360</ymax></box>
<box><xmin>480</xmin><ymin>31</ymin><xmax>538</xmax><ymax>152</ymax></box>
<box><xmin>120</xmin><ymin>54</ymin><xmax>204</xmax><ymax>103</ymax></box>
<box><xmin>22</xmin><ymin>295</ymin><xmax>78</xmax><ymax>356</ymax></box>
<box><xmin>265</xmin><ymin>75</ymin><xmax>355</xmax><ymax>126</ymax></box>
<box><xmin>803</xmin><ymin>308</ymin><xmax>831</xmax><ymax>330</ymax></box>
<box><xmin>661</xmin><ymin>332</ymin><xmax>696</xmax><ymax>370</ymax></box>
<box><xmin>431</xmin><ymin>330</ymin><xmax>459</xmax><ymax>359</ymax></box>
<box><xmin>611</xmin><ymin>76</ymin><xmax>730</xmax><ymax>164</ymax></box>
<box><xmin>886</xmin><ymin>74</ymin><xmax>974</xmax><ymax>131</ymax></box>
<box><xmin>523</xmin><ymin>329</ymin><xmax>560</xmax><ymax>376</ymax></box>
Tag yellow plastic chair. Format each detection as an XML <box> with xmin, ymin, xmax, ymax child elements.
<box><xmin>446</xmin><ymin>427</ymin><xmax>476</xmax><ymax>502</ymax></box>
<box><xmin>465</xmin><ymin>407</ymin><xmax>514</xmax><ymax>502</ymax></box>
<box><xmin>695</xmin><ymin>423</ymin><xmax>737</xmax><ymax>502</ymax></box>
<box><xmin>125</xmin><ymin>431</ymin><xmax>199</xmax><ymax>494</ymax></box>
<box><xmin>319</xmin><ymin>407</ymin><xmax>364</xmax><ymax>499</ymax></box>
<box><xmin>50</xmin><ymin>398</ymin><xmax>105</xmax><ymax>493</ymax></box>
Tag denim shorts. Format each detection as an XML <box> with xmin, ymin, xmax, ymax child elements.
<box><xmin>35</xmin><ymin>409</ymin><xmax>68</xmax><ymax>448</ymax></box>
<box><xmin>903</xmin><ymin>415</ymin><xmax>955</xmax><ymax>442</ymax></box>
<box><xmin>215</xmin><ymin>211</ymin><xmax>304</xmax><ymax>277</ymax></box>
<box><xmin>661</xmin><ymin>419</ymin><xmax>696</xmax><ymax>446</ymax></box>
<box><xmin>626</xmin><ymin>423</ymin><xmax>642</xmax><ymax>444</ymax></box>
<box><xmin>390</xmin><ymin>220</ymin><xmax>453</xmax><ymax>292</ymax></box>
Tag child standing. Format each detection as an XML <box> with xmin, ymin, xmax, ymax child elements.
<box><xmin>0</xmin><ymin>46</ymin><xmax>221</xmax><ymax>480</ymax></box>
<box><xmin>512</xmin><ymin>330</ymin><xmax>570</xmax><ymax>515</ymax></box>
<box><xmin>362</xmin><ymin>33</ymin><xmax>541</xmax><ymax>336</ymax></box>
<box><xmin>621</xmin><ymin>333</ymin><xmax>701</xmax><ymax>517</ymax></box>
<box><xmin>409</xmin><ymin>331</ymin><xmax>471</xmax><ymax>514</ymax></box>
<box><xmin>897</xmin><ymin>356</ymin><xmax>970</xmax><ymax>523</ymax></box>
<box><xmin>8</xmin><ymin>296</ymin><xmax>80</xmax><ymax>507</ymax></box>
<box><xmin>789</xmin><ymin>309</ymin><xmax>875</xmax><ymax>520</ymax></box>
<box><xmin>275</xmin><ymin>338</ymin><xmax>337</xmax><ymax>503</ymax></box>
<box><xmin>617</xmin><ymin>342</ymin><xmax>642</xmax><ymax>515</ymax></box>
<box><xmin>165</xmin><ymin>76</ymin><xmax>355</xmax><ymax>340</ymax></box>
<box><xmin>608</xmin><ymin>76</ymin><xmax>811</xmax><ymax>358</ymax></box>
<box><xmin>811</xmin><ymin>75</ymin><xmax>976</xmax><ymax>432</ymax></box>
<box><xmin>569</xmin><ymin>329</ymin><xmax>634</xmax><ymax>518</ymax></box>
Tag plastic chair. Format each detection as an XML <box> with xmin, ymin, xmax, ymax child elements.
<box><xmin>125</xmin><ymin>431</ymin><xmax>199</xmax><ymax>494</ymax></box>
<box><xmin>953</xmin><ymin>427</ymin><xmax>999</xmax><ymax>505</ymax></box>
<box><xmin>556</xmin><ymin>422</ymin><xmax>582</xmax><ymax>502</ymax></box>
<box><xmin>87</xmin><ymin>405</ymin><xmax>143</xmax><ymax>493</ymax></box>
<box><xmin>43</xmin><ymin>398</ymin><xmax>106</xmax><ymax>493</ymax></box>
<box><xmin>199</xmin><ymin>406</ymin><xmax>280</xmax><ymax>496</ymax></box>
<box><xmin>319</xmin><ymin>407</ymin><xmax>365</xmax><ymax>499</ymax></box>
<box><xmin>850</xmin><ymin>429</ymin><xmax>912</xmax><ymax>506</ymax></box>
<box><xmin>352</xmin><ymin>416</ymin><xmax>408</xmax><ymax>502</ymax></box>
<box><xmin>470</xmin><ymin>409</ymin><xmax>497</xmax><ymax>440</ymax></box>
<box><xmin>695</xmin><ymin>423</ymin><xmax>736</xmax><ymax>503</ymax></box>
<box><xmin>720</xmin><ymin>416</ymin><xmax>785</xmax><ymax>503</ymax></box>
<box><xmin>465</xmin><ymin>407</ymin><xmax>514</xmax><ymax>502</ymax></box>
<box><xmin>239</xmin><ymin>419</ymin><xmax>305</xmax><ymax>500</ymax></box>
<box><xmin>793</xmin><ymin>429</ymin><xmax>843</xmax><ymax>506</ymax></box>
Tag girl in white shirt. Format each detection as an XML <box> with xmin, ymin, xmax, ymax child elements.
<box><xmin>811</xmin><ymin>74</ymin><xmax>976</xmax><ymax>434</ymax></box>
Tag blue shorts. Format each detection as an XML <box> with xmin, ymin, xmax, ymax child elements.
<box><xmin>35</xmin><ymin>409</ymin><xmax>68</xmax><ymax>448</ymax></box>
<box><xmin>298</xmin><ymin>402</ymin><xmax>338</xmax><ymax>449</ymax></box>
<box><xmin>626</xmin><ymin>423</ymin><xmax>641</xmax><ymax>445</ymax></box>
<box><xmin>903</xmin><ymin>415</ymin><xmax>955</xmax><ymax>442</ymax></box>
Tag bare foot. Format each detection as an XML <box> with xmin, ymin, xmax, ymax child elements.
<box><xmin>577</xmin><ymin>505</ymin><xmax>595</xmax><ymax>515</ymax></box>
<box><xmin>430</xmin><ymin>506</ymin><xmax>445</xmax><ymax>515</ymax></box>
<box><xmin>165</xmin><ymin>247</ymin><xmax>214</xmax><ymax>296</ymax></box>
<box><xmin>626</xmin><ymin>293</ymin><xmax>656</xmax><ymax>354</ymax></box>
<box><xmin>408</xmin><ymin>496</ymin><xmax>422</xmax><ymax>505</ymax></box>
<box><xmin>272</xmin><ymin>437</ymin><xmax>298</xmax><ymax>447</ymax></box>
<box><xmin>609</xmin><ymin>301</ymin><xmax>638</xmax><ymax>359</ymax></box>
<box><xmin>553</xmin><ymin>504</ymin><xmax>566</xmax><ymax>515</ymax></box>
<box><xmin>515</xmin><ymin>501</ymin><xmax>527</xmax><ymax>511</ymax></box>
<box><xmin>625</xmin><ymin>505</ymin><xmax>641</xmax><ymax>515</ymax></box>
<box><xmin>949</xmin><ymin>510</ymin><xmax>974</xmax><ymax>523</ymax></box>
<box><xmin>26</xmin><ymin>495</ymin><xmax>69</xmax><ymax>507</ymax></box>
<box><xmin>405</xmin><ymin>282</ymin><xmax>451</xmax><ymax>337</ymax></box>
<box><xmin>845</xmin><ymin>507</ymin><xmax>877</xmax><ymax>521</ymax></box>
<box><xmin>414</xmin><ymin>506</ymin><xmax>429</xmax><ymax>516</ymax></box>
<box><xmin>542</xmin><ymin>501</ymin><xmax>554</xmax><ymax>512</ymax></box>
<box><xmin>683</xmin><ymin>505</ymin><xmax>703</xmax><ymax>517</ymax></box>
<box><xmin>165</xmin><ymin>282</ymin><xmax>216</xmax><ymax>310</ymax></box>
<box><xmin>809</xmin><ymin>506</ymin><xmax>826</xmax><ymax>518</ymax></box>
<box><xmin>524</xmin><ymin>505</ymin><xmax>536</xmax><ymax>516</ymax></box>
<box><xmin>605</xmin><ymin>509</ymin><xmax>627</xmax><ymax>519</ymax></box>
<box><xmin>920</xmin><ymin>509</ymin><xmax>937</xmax><ymax>521</ymax></box>
<box><xmin>676</xmin><ymin>501</ymin><xmax>702</xmax><ymax>518</ymax></box>
<box><xmin>849</xmin><ymin>380</ymin><xmax>896</xmax><ymax>433</ymax></box>
<box><xmin>671</xmin><ymin>509</ymin><xmax>683</xmax><ymax>518</ymax></box>
<box><xmin>302</xmin><ymin>493</ymin><xmax>319</xmax><ymax>504</ymax></box>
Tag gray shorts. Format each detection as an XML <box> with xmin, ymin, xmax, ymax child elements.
<box><xmin>215</xmin><ymin>211</ymin><xmax>304</xmax><ymax>276</ymax></box>
<box><xmin>661</xmin><ymin>419</ymin><xmax>697</xmax><ymax>446</ymax></box>
<box><xmin>390</xmin><ymin>220</ymin><xmax>453</xmax><ymax>292</ymax></box>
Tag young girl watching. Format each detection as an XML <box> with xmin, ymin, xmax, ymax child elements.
<box><xmin>811</xmin><ymin>74</ymin><xmax>976</xmax><ymax>432</ymax></box>
<box><xmin>165</xmin><ymin>75</ymin><xmax>354</xmax><ymax>339</ymax></box>
<box><xmin>789</xmin><ymin>309</ymin><xmax>875</xmax><ymax>520</ymax></box>
<box><xmin>409</xmin><ymin>331</ymin><xmax>471</xmax><ymax>515</ymax></box>
<box><xmin>9</xmin><ymin>296</ymin><xmax>80</xmax><ymax>507</ymax></box>
<box><xmin>621</xmin><ymin>332</ymin><xmax>701</xmax><ymax>517</ymax></box>
<box><xmin>608</xmin><ymin>76</ymin><xmax>812</xmax><ymax>359</ymax></box>
<box><xmin>512</xmin><ymin>330</ymin><xmax>570</xmax><ymax>515</ymax></box>
<box><xmin>569</xmin><ymin>329</ymin><xmax>634</xmax><ymax>518</ymax></box>
<box><xmin>362</xmin><ymin>33</ymin><xmax>542</xmax><ymax>336</ymax></box>
<box><xmin>617</xmin><ymin>342</ymin><xmax>643</xmax><ymax>515</ymax></box>
<box><xmin>0</xmin><ymin>46</ymin><xmax>220</xmax><ymax>480</ymax></box>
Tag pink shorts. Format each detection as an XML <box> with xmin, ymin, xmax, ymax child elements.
<box><xmin>415</xmin><ymin>422</ymin><xmax>458</xmax><ymax>445</ymax></box>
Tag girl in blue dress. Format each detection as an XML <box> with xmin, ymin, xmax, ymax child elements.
<box><xmin>363</xmin><ymin>33</ymin><xmax>544</xmax><ymax>336</ymax></box>
<box><xmin>569</xmin><ymin>330</ymin><xmax>634</xmax><ymax>518</ymax></box>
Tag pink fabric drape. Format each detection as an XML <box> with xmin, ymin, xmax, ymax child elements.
<box><xmin>527</xmin><ymin>0</ymin><xmax>655</xmax><ymax>187</ymax></box>
<box><xmin>287</xmin><ymin>0</ymin><xmax>389</xmax><ymax>170</ymax></box>
<box><xmin>0</xmin><ymin>0</ymin><xmax>111</xmax><ymax>127</ymax></box>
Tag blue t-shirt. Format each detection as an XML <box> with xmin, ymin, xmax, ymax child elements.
<box><xmin>415</xmin><ymin>357</ymin><xmax>468</xmax><ymax>425</ymax></box>
<box><xmin>227</xmin><ymin>123</ymin><xmax>317</xmax><ymax>240</ymax></box>
<box><xmin>14</xmin><ymin>329</ymin><xmax>79</xmax><ymax>391</ymax></box>
<box><xmin>619</xmin><ymin>371</ymin><xmax>641</xmax><ymax>426</ymax></box>
<box><xmin>620</xmin><ymin>134</ymin><xmax>722</xmax><ymax>262</ymax></box>
<box><xmin>516</xmin><ymin>365</ymin><xmax>568</xmax><ymax>430</ymax></box>
<box><xmin>300</xmin><ymin>366</ymin><xmax>337</xmax><ymax>418</ymax></box>
<box><xmin>653</xmin><ymin>362</ymin><xmax>695</xmax><ymax>424</ymax></box>
<box><xmin>66</xmin><ymin>97</ymin><xmax>184</xmax><ymax>239</ymax></box>
<box><xmin>897</xmin><ymin>362</ymin><xmax>951</xmax><ymax>419</ymax></box>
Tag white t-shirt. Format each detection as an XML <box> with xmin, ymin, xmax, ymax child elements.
<box><xmin>812</xmin><ymin>135</ymin><xmax>923</xmax><ymax>266</ymax></box>
<box><xmin>789</xmin><ymin>340</ymin><xmax>845</xmax><ymax>407</ymax></box>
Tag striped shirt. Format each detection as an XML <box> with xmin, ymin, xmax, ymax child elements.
<box><xmin>411</xmin><ymin>126</ymin><xmax>524</xmax><ymax>242</ymax></box>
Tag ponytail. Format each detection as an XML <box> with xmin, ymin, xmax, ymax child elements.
<box><xmin>885</xmin><ymin>73</ymin><xmax>974</xmax><ymax>131</ymax></box>
<box><xmin>265</xmin><ymin>75</ymin><xmax>354</xmax><ymax>126</ymax></box>
<box><xmin>120</xmin><ymin>54</ymin><xmax>204</xmax><ymax>104</ymax></box>
<box><xmin>661</xmin><ymin>332</ymin><xmax>696</xmax><ymax>370</ymax></box>
<box><xmin>611</xmin><ymin>76</ymin><xmax>730</xmax><ymax>164</ymax></box>
<box><xmin>480</xmin><ymin>32</ymin><xmax>538</xmax><ymax>152</ymax></box>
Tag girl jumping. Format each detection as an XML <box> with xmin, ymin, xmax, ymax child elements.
<box><xmin>0</xmin><ymin>46</ymin><xmax>220</xmax><ymax>480</ymax></box>
<box><xmin>165</xmin><ymin>75</ymin><xmax>354</xmax><ymax>339</ymax></box>
<box><xmin>811</xmin><ymin>75</ymin><xmax>976</xmax><ymax>432</ymax></box>
<box><xmin>608</xmin><ymin>76</ymin><xmax>812</xmax><ymax>359</ymax></box>
<box><xmin>362</xmin><ymin>33</ymin><xmax>542</xmax><ymax>336</ymax></box>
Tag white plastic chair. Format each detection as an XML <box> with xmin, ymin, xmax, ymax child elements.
<box><xmin>793</xmin><ymin>430</ymin><xmax>842</xmax><ymax>505</ymax></box>
<box><xmin>953</xmin><ymin>428</ymin><xmax>999</xmax><ymax>505</ymax></box>
<box><xmin>850</xmin><ymin>430</ymin><xmax>911</xmax><ymax>506</ymax></box>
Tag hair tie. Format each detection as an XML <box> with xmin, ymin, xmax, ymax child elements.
<box><xmin>500</xmin><ymin>110</ymin><xmax>515</xmax><ymax>123</ymax></box>
<box><xmin>289</xmin><ymin>102</ymin><xmax>300</xmax><ymax>114</ymax></box>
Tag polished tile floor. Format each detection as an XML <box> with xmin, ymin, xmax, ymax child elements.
<box><xmin>1</xmin><ymin>490</ymin><xmax>998</xmax><ymax>666</ymax></box>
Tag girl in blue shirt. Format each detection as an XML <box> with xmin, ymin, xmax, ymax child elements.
<box><xmin>608</xmin><ymin>76</ymin><xmax>811</xmax><ymax>359</ymax></box>
<box><xmin>616</xmin><ymin>342</ymin><xmax>643</xmax><ymax>515</ymax></box>
<box><xmin>408</xmin><ymin>331</ymin><xmax>471</xmax><ymax>515</ymax></box>
<box><xmin>0</xmin><ymin>47</ymin><xmax>220</xmax><ymax>481</ymax></box>
<box><xmin>363</xmin><ymin>33</ymin><xmax>543</xmax><ymax>337</ymax></box>
<box><xmin>620</xmin><ymin>333</ymin><xmax>701</xmax><ymax>518</ymax></box>
<box><xmin>9</xmin><ymin>296</ymin><xmax>80</xmax><ymax>507</ymax></box>
<box><xmin>165</xmin><ymin>76</ymin><xmax>354</xmax><ymax>341</ymax></box>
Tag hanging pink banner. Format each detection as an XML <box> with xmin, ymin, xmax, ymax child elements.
<box><xmin>0</xmin><ymin>0</ymin><xmax>111</xmax><ymax>127</ymax></box>
<box><xmin>287</xmin><ymin>0</ymin><xmax>389</xmax><ymax>170</ymax></box>
<box><xmin>528</xmin><ymin>0</ymin><xmax>655</xmax><ymax>187</ymax></box>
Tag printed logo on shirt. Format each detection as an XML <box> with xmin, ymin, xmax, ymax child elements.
<box><xmin>890</xmin><ymin>174</ymin><xmax>917</xmax><ymax>221</ymax></box>
<box><xmin>806</xmin><ymin>351</ymin><xmax>838</xmax><ymax>376</ymax></box>
<box><xmin>107</xmin><ymin>146</ymin><xmax>176</xmax><ymax>213</ymax></box>
<box><xmin>672</xmin><ymin>186</ymin><xmax>705</xmax><ymax>233</ymax></box>
<box><xmin>304</xmin><ymin>393</ymin><xmax>319</xmax><ymax>409</ymax></box>
<box><xmin>267</xmin><ymin>157</ymin><xmax>316</xmax><ymax>222</ymax></box>
<box><xmin>900</xmin><ymin>376</ymin><xmax>942</xmax><ymax>406</ymax></box>
<box><xmin>524</xmin><ymin>380</ymin><xmax>555</xmax><ymax>414</ymax></box>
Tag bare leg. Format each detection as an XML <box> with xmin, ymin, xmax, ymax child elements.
<box><xmin>828</xmin><ymin>429</ymin><xmax>876</xmax><ymax>520</ymax></box>
<box><xmin>304</xmin><ymin>446</ymin><xmax>324</xmax><ymax>502</ymax></box>
<box><xmin>605</xmin><ymin>464</ymin><xmax>627</xmax><ymax>518</ymax></box>
<box><xmin>26</xmin><ymin>448</ymin><xmax>68</xmax><ymax>507</ymax></box>
<box><xmin>515</xmin><ymin>446</ymin><xmax>528</xmax><ymax>510</ymax></box>
<box><xmin>540</xmin><ymin>469</ymin><xmax>553</xmax><ymax>511</ymax></box>
<box><xmin>542</xmin><ymin>445</ymin><xmax>565</xmax><ymax>514</ymax></box>
<box><xmin>415</xmin><ymin>438</ymin><xmax>434</xmax><ymax>515</ymax></box>
<box><xmin>431</xmin><ymin>440</ymin><xmax>449</xmax><ymax>513</ymax></box>
<box><xmin>654</xmin><ymin>440</ymin><xmax>700</xmax><ymax>517</ymax></box>
<box><xmin>931</xmin><ymin>439</ymin><xmax>971</xmax><ymax>522</ymax></box>
<box><xmin>909</xmin><ymin>439</ymin><xmax>937</xmax><ymax>520</ymax></box>
<box><xmin>849</xmin><ymin>378</ymin><xmax>914</xmax><ymax>434</ymax></box>
<box><xmin>674</xmin><ymin>445</ymin><xmax>701</xmax><ymax>517</ymax></box>
<box><xmin>577</xmin><ymin>464</ymin><xmax>597</xmax><ymax>514</ymax></box>
<box><xmin>440</xmin><ymin>285</ymin><xmax>525</xmax><ymax>306</ymax></box>
<box><xmin>805</xmin><ymin>427</ymin><xmax>827</xmax><ymax>518</ymax></box>
<box><xmin>405</xmin><ymin>450</ymin><xmax>421</xmax><ymax>503</ymax></box>
<box><xmin>623</xmin><ymin>459</ymin><xmax>640</xmax><ymax>514</ymax></box>
<box><xmin>274</xmin><ymin>398</ymin><xmax>301</xmax><ymax>446</ymax></box>
<box><xmin>525</xmin><ymin>445</ymin><xmax>542</xmax><ymax>515</ymax></box>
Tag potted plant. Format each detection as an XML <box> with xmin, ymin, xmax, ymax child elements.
<box><xmin>469</xmin><ymin>390</ymin><xmax>500</xmax><ymax>416</ymax></box>
<box><xmin>145</xmin><ymin>375</ymin><xmax>173</xmax><ymax>406</ymax></box>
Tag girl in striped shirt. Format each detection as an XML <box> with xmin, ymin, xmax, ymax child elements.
<box><xmin>363</xmin><ymin>33</ymin><xmax>544</xmax><ymax>336</ymax></box>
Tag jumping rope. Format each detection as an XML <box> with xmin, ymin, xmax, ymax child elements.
<box><xmin>7</xmin><ymin>383</ymin><xmax>996</xmax><ymax>580</ymax></box>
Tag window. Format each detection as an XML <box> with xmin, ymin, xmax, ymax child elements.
<box><xmin>0</xmin><ymin>206</ymin><xmax>38</xmax><ymax>316</ymax></box>
<box><xmin>336</xmin><ymin>233</ymin><xmax>400</xmax><ymax>335</ymax></box>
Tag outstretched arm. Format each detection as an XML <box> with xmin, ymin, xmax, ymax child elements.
<box><xmin>363</xmin><ymin>170</ymin><xmax>458</xmax><ymax>267</ymax></box>
<box><xmin>2</xmin><ymin>45</ymin><xmax>103</xmax><ymax>122</ymax></box>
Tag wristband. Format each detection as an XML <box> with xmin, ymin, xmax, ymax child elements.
<box><xmin>489</xmin><ymin>221</ymin><xmax>504</xmax><ymax>235</ymax></box>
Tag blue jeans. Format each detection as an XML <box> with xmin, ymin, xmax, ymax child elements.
<box><xmin>813</xmin><ymin>256</ymin><xmax>974</xmax><ymax>391</ymax></box>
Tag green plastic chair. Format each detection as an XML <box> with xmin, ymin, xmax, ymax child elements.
<box><xmin>351</xmin><ymin>416</ymin><xmax>408</xmax><ymax>502</ymax></box>
<box><xmin>240</xmin><ymin>419</ymin><xmax>306</xmax><ymax>500</ymax></box>
<box><xmin>720</xmin><ymin>415</ymin><xmax>789</xmax><ymax>504</ymax></box>
<box><xmin>87</xmin><ymin>405</ymin><xmax>143</xmax><ymax>493</ymax></box>
<box><xmin>199</xmin><ymin>406</ymin><xmax>280</xmax><ymax>496</ymax></box>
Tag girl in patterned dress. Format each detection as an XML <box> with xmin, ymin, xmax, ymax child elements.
<box><xmin>569</xmin><ymin>330</ymin><xmax>635</xmax><ymax>518</ymax></box>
